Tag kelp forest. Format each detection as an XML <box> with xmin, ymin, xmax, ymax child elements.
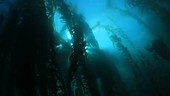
<box><xmin>0</xmin><ymin>0</ymin><xmax>170</xmax><ymax>96</ymax></box>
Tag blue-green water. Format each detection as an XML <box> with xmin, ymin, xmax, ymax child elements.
<box><xmin>0</xmin><ymin>0</ymin><xmax>170</xmax><ymax>96</ymax></box>
<box><xmin>54</xmin><ymin>0</ymin><xmax>170</xmax><ymax>96</ymax></box>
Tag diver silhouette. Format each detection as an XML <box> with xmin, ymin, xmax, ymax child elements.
<box><xmin>145</xmin><ymin>39</ymin><xmax>170</xmax><ymax>60</ymax></box>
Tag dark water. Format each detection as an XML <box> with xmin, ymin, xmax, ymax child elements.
<box><xmin>0</xmin><ymin>0</ymin><xmax>170</xmax><ymax>96</ymax></box>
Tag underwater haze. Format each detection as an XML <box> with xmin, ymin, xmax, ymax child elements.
<box><xmin>54</xmin><ymin>0</ymin><xmax>170</xmax><ymax>95</ymax></box>
<box><xmin>0</xmin><ymin>0</ymin><xmax>170</xmax><ymax>96</ymax></box>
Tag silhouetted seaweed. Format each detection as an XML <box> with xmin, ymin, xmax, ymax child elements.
<box><xmin>126</xmin><ymin>0</ymin><xmax>170</xmax><ymax>28</ymax></box>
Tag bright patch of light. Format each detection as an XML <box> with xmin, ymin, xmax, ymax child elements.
<box><xmin>86</xmin><ymin>49</ymin><xmax>90</xmax><ymax>53</ymax></box>
<box><xmin>66</xmin><ymin>30</ymin><xmax>72</xmax><ymax>40</ymax></box>
<box><xmin>85</xmin><ymin>47</ymin><xmax>94</xmax><ymax>54</ymax></box>
<box><xmin>85</xmin><ymin>46</ymin><xmax>90</xmax><ymax>53</ymax></box>
<box><xmin>55</xmin><ymin>44</ymin><xmax>63</xmax><ymax>49</ymax></box>
<box><xmin>92</xmin><ymin>27</ymin><xmax>113</xmax><ymax>50</ymax></box>
<box><xmin>53</xmin><ymin>12</ymin><xmax>72</xmax><ymax>41</ymax></box>
<box><xmin>53</xmin><ymin>12</ymin><xmax>65</xmax><ymax>32</ymax></box>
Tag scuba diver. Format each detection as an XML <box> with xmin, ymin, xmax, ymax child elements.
<box><xmin>145</xmin><ymin>39</ymin><xmax>170</xmax><ymax>60</ymax></box>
